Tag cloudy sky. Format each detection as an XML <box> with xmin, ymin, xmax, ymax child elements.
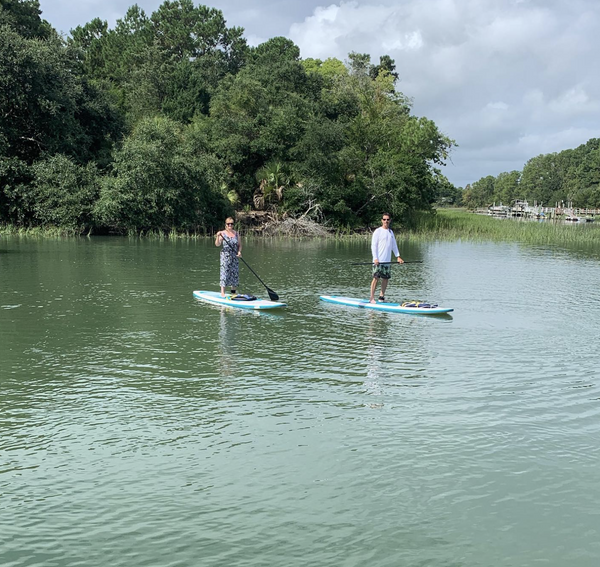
<box><xmin>39</xmin><ymin>0</ymin><xmax>600</xmax><ymax>188</ymax></box>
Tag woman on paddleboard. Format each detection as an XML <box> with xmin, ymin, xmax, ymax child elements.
<box><xmin>370</xmin><ymin>213</ymin><xmax>403</xmax><ymax>303</ymax></box>
<box><xmin>215</xmin><ymin>217</ymin><xmax>242</xmax><ymax>297</ymax></box>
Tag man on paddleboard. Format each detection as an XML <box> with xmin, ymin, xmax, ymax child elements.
<box><xmin>370</xmin><ymin>213</ymin><xmax>403</xmax><ymax>303</ymax></box>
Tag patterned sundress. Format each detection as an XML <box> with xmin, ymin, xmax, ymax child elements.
<box><xmin>219</xmin><ymin>232</ymin><xmax>240</xmax><ymax>287</ymax></box>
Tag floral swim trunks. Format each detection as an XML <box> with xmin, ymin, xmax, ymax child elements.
<box><xmin>372</xmin><ymin>263</ymin><xmax>392</xmax><ymax>280</ymax></box>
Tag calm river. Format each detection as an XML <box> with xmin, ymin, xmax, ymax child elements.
<box><xmin>1</xmin><ymin>236</ymin><xmax>599</xmax><ymax>567</ymax></box>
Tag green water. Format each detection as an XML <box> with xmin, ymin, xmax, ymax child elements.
<box><xmin>1</xmin><ymin>236</ymin><xmax>600</xmax><ymax>567</ymax></box>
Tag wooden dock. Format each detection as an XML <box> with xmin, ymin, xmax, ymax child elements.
<box><xmin>477</xmin><ymin>201</ymin><xmax>600</xmax><ymax>221</ymax></box>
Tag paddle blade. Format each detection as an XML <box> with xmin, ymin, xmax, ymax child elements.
<box><xmin>267</xmin><ymin>288</ymin><xmax>279</xmax><ymax>301</ymax></box>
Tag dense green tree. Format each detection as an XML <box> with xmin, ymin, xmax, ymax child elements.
<box><xmin>69</xmin><ymin>2</ymin><xmax>248</xmax><ymax>121</ymax></box>
<box><xmin>1</xmin><ymin>1</ymin><xmax>463</xmax><ymax>233</ymax></box>
<box><xmin>461</xmin><ymin>184</ymin><xmax>473</xmax><ymax>207</ymax></box>
<box><xmin>347</xmin><ymin>52</ymin><xmax>372</xmax><ymax>77</ymax></box>
<box><xmin>327</xmin><ymin>69</ymin><xmax>453</xmax><ymax>225</ymax></box>
<box><xmin>494</xmin><ymin>171</ymin><xmax>521</xmax><ymax>205</ymax></box>
<box><xmin>123</xmin><ymin>45</ymin><xmax>177</xmax><ymax>122</ymax></box>
<box><xmin>0</xmin><ymin>25</ymin><xmax>123</xmax><ymax>165</ymax></box>
<box><xmin>95</xmin><ymin>117</ymin><xmax>231</xmax><ymax>233</ymax></box>
<box><xmin>292</xmin><ymin>117</ymin><xmax>347</xmax><ymax>193</ymax></box>
<box><xmin>32</xmin><ymin>155</ymin><xmax>100</xmax><ymax>230</ymax></box>
<box><xmin>0</xmin><ymin>10</ymin><xmax>123</xmax><ymax>225</ymax></box>
<box><xmin>249</xmin><ymin>37</ymin><xmax>318</xmax><ymax>100</ymax></box>
<box><xmin>434</xmin><ymin>174</ymin><xmax>463</xmax><ymax>206</ymax></box>
<box><xmin>206</xmin><ymin>38</ymin><xmax>315</xmax><ymax>204</ymax></box>
<box><xmin>162</xmin><ymin>57</ymin><xmax>217</xmax><ymax>121</ymax></box>
<box><xmin>0</xmin><ymin>157</ymin><xmax>34</xmax><ymax>224</ymax></box>
<box><xmin>470</xmin><ymin>139</ymin><xmax>600</xmax><ymax>209</ymax></box>
<box><xmin>369</xmin><ymin>54</ymin><xmax>399</xmax><ymax>82</ymax></box>
<box><xmin>520</xmin><ymin>154</ymin><xmax>564</xmax><ymax>206</ymax></box>
<box><xmin>69</xmin><ymin>17</ymin><xmax>112</xmax><ymax>77</ymax></box>
<box><xmin>151</xmin><ymin>1</ymin><xmax>247</xmax><ymax>69</ymax></box>
<box><xmin>0</xmin><ymin>0</ymin><xmax>51</xmax><ymax>39</ymax></box>
<box><xmin>302</xmin><ymin>57</ymin><xmax>347</xmax><ymax>80</ymax></box>
<box><xmin>463</xmin><ymin>176</ymin><xmax>495</xmax><ymax>208</ymax></box>
<box><xmin>572</xmin><ymin>143</ymin><xmax>600</xmax><ymax>206</ymax></box>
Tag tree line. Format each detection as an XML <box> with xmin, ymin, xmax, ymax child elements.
<box><xmin>463</xmin><ymin>139</ymin><xmax>600</xmax><ymax>210</ymax></box>
<box><xmin>0</xmin><ymin>0</ymin><xmax>456</xmax><ymax>234</ymax></box>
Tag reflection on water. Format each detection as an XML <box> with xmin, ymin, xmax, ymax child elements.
<box><xmin>1</xmin><ymin>236</ymin><xmax>600</xmax><ymax>567</ymax></box>
<box><xmin>218</xmin><ymin>308</ymin><xmax>238</xmax><ymax>379</ymax></box>
<box><xmin>215</xmin><ymin>307</ymin><xmax>282</xmax><ymax>379</ymax></box>
<box><xmin>364</xmin><ymin>311</ymin><xmax>385</xmax><ymax>398</ymax></box>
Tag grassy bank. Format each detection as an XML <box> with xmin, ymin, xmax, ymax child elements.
<box><xmin>4</xmin><ymin>209</ymin><xmax>600</xmax><ymax>247</ymax></box>
<box><xmin>406</xmin><ymin>209</ymin><xmax>600</xmax><ymax>246</ymax></box>
<box><xmin>0</xmin><ymin>225</ymin><xmax>208</xmax><ymax>239</ymax></box>
<box><xmin>0</xmin><ymin>225</ymin><xmax>85</xmax><ymax>238</ymax></box>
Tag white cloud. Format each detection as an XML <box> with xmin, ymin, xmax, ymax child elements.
<box><xmin>381</xmin><ymin>30</ymin><xmax>423</xmax><ymax>52</ymax></box>
<box><xmin>486</xmin><ymin>102</ymin><xmax>509</xmax><ymax>111</ymax></box>
<box><xmin>548</xmin><ymin>86</ymin><xmax>599</xmax><ymax>116</ymax></box>
<box><xmin>289</xmin><ymin>0</ymin><xmax>600</xmax><ymax>186</ymax></box>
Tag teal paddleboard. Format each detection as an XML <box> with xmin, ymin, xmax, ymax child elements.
<box><xmin>320</xmin><ymin>295</ymin><xmax>453</xmax><ymax>315</ymax></box>
<box><xmin>193</xmin><ymin>290</ymin><xmax>286</xmax><ymax>310</ymax></box>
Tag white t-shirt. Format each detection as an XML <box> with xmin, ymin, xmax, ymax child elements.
<box><xmin>371</xmin><ymin>227</ymin><xmax>400</xmax><ymax>263</ymax></box>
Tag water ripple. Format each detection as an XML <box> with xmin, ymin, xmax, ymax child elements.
<box><xmin>2</xmin><ymin>238</ymin><xmax>600</xmax><ymax>567</ymax></box>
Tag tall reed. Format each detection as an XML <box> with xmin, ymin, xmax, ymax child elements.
<box><xmin>0</xmin><ymin>225</ymin><xmax>83</xmax><ymax>237</ymax></box>
<box><xmin>406</xmin><ymin>209</ymin><xmax>600</xmax><ymax>246</ymax></box>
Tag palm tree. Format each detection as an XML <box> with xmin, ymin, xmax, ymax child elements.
<box><xmin>254</xmin><ymin>161</ymin><xmax>292</xmax><ymax>211</ymax></box>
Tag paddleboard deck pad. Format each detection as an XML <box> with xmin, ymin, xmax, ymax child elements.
<box><xmin>320</xmin><ymin>295</ymin><xmax>453</xmax><ymax>315</ymax></box>
<box><xmin>194</xmin><ymin>290</ymin><xmax>286</xmax><ymax>310</ymax></box>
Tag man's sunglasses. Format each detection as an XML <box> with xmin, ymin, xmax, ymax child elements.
<box><xmin>226</xmin><ymin>223</ymin><xmax>234</xmax><ymax>226</ymax></box>
<box><xmin>382</xmin><ymin>218</ymin><xmax>391</xmax><ymax>221</ymax></box>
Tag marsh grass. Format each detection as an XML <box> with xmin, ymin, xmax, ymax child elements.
<box><xmin>0</xmin><ymin>225</ymin><xmax>211</xmax><ymax>239</ymax></box>
<box><xmin>406</xmin><ymin>209</ymin><xmax>600</xmax><ymax>246</ymax></box>
<box><xmin>4</xmin><ymin>209</ymin><xmax>600</xmax><ymax>247</ymax></box>
<box><xmin>0</xmin><ymin>225</ymin><xmax>83</xmax><ymax>238</ymax></box>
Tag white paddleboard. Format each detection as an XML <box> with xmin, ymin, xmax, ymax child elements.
<box><xmin>320</xmin><ymin>295</ymin><xmax>453</xmax><ymax>315</ymax></box>
<box><xmin>193</xmin><ymin>290</ymin><xmax>286</xmax><ymax>310</ymax></box>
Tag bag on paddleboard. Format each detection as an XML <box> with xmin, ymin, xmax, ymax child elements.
<box><xmin>401</xmin><ymin>301</ymin><xmax>438</xmax><ymax>309</ymax></box>
<box><xmin>230</xmin><ymin>294</ymin><xmax>257</xmax><ymax>301</ymax></box>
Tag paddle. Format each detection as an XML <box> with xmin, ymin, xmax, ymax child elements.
<box><xmin>351</xmin><ymin>261</ymin><xmax>423</xmax><ymax>265</ymax></box>
<box><xmin>220</xmin><ymin>235</ymin><xmax>280</xmax><ymax>301</ymax></box>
